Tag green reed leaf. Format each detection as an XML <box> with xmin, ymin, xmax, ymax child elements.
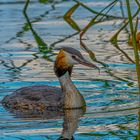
<box><xmin>64</xmin><ymin>3</ymin><xmax>81</xmax><ymax>32</ymax></box>
<box><xmin>64</xmin><ymin>3</ymin><xmax>79</xmax><ymax>17</ymax></box>
<box><xmin>80</xmin><ymin>0</ymin><xmax>119</xmax><ymax>38</ymax></box>
<box><xmin>126</xmin><ymin>0</ymin><xmax>140</xmax><ymax>90</ymax></box>
<box><xmin>23</xmin><ymin>0</ymin><xmax>52</xmax><ymax>55</ymax></box>
<box><xmin>126</xmin><ymin>7</ymin><xmax>140</xmax><ymax>139</ymax></box>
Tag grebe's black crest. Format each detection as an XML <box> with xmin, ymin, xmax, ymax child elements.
<box><xmin>58</xmin><ymin>47</ymin><xmax>84</xmax><ymax>59</ymax></box>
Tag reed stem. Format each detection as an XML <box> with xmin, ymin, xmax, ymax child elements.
<box><xmin>126</xmin><ymin>0</ymin><xmax>140</xmax><ymax>139</ymax></box>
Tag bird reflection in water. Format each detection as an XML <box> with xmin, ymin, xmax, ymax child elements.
<box><xmin>4</xmin><ymin>106</ymin><xmax>85</xmax><ymax>140</ymax></box>
<box><xmin>58</xmin><ymin>108</ymin><xmax>85</xmax><ymax>140</ymax></box>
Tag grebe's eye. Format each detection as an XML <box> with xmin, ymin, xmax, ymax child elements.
<box><xmin>72</xmin><ymin>55</ymin><xmax>76</xmax><ymax>59</ymax></box>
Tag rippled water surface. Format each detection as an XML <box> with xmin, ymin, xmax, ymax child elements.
<box><xmin>0</xmin><ymin>0</ymin><xmax>139</xmax><ymax>139</ymax></box>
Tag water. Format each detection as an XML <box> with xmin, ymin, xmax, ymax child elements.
<box><xmin>0</xmin><ymin>0</ymin><xmax>139</xmax><ymax>139</ymax></box>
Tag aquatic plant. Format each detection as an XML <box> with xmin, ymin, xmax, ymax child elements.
<box><xmin>125</xmin><ymin>0</ymin><xmax>140</xmax><ymax>139</ymax></box>
<box><xmin>23</xmin><ymin>0</ymin><xmax>52</xmax><ymax>56</ymax></box>
<box><xmin>62</xmin><ymin>0</ymin><xmax>140</xmax><ymax>138</ymax></box>
<box><xmin>0</xmin><ymin>0</ymin><xmax>140</xmax><ymax>139</ymax></box>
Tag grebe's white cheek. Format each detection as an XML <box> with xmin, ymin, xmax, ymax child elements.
<box><xmin>65</xmin><ymin>52</ymin><xmax>78</xmax><ymax>65</ymax></box>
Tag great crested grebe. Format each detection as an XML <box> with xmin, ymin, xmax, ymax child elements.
<box><xmin>2</xmin><ymin>47</ymin><xmax>99</xmax><ymax>113</ymax></box>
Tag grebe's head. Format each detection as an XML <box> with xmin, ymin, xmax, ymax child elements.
<box><xmin>54</xmin><ymin>47</ymin><xmax>99</xmax><ymax>77</ymax></box>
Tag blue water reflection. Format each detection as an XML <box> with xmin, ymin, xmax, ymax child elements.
<box><xmin>0</xmin><ymin>0</ymin><xmax>139</xmax><ymax>139</ymax></box>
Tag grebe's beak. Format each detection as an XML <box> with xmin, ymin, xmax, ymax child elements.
<box><xmin>73</xmin><ymin>56</ymin><xmax>100</xmax><ymax>73</ymax></box>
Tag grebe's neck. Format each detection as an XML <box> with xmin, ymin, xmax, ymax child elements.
<box><xmin>58</xmin><ymin>72</ymin><xmax>85</xmax><ymax>109</ymax></box>
<box><xmin>54</xmin><ymin>51</ymin><xmax>86</xmax><ymax>109</ymax></box>
<box><xmin>59</xmin><ymin>72</ymin><xmax>76</xmax><ymax>93</ymax></box>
